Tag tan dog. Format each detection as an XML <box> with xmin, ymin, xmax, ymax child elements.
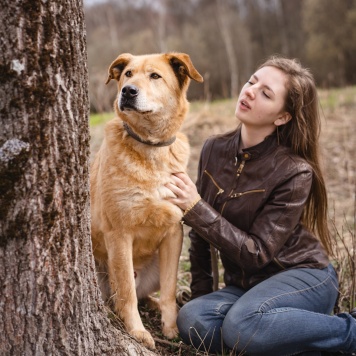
<box><xmin>90</xmin><ymin>53</ymin><xmax>203</xmax><ymax>349</ymax></box>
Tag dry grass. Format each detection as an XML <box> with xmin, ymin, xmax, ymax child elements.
<box><xmin>90</xmin><ymin>86</ymin><xmax>356</xmax><ymax>355</ymax></box>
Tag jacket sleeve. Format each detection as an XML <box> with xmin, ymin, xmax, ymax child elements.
<box><xmin>184</xmin><ymin>161</ymin><xmax>313</xmax><ymax>273</ymax></box>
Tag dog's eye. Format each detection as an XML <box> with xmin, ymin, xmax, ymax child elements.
<box><xmin>150</xmin><ymin>73</ymin><xmax>161</xmax><ymax>80</ymax></box>
<box><xmin>125</xmin><ymin>70</ymin><xmax>133</xmax><ymax>77</ymax></box>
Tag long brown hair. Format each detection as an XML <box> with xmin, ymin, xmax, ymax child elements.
<box><xmin>259</xmin><ymin>56</ymin><xmax>332</xmax><ymax>255</ymax></box>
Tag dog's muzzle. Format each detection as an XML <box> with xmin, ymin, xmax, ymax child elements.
<box><xmin>120</xmin><ymin>84</ymin><xmax>139</xmax><ymax>111</ymax></box>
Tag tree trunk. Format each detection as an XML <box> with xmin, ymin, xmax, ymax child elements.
<box><xmin>0</xmin><ymin>1</ymin><xmax>156</xmax><ymax>355</ymax></box>
<box><xmin>216</xmin><ymin>0</ymin><xmax>239</xmax><ymax>98</ymax></box>
<box><xmin>275</xmin><ymin>0</ymin><xmax>290</xmax><ymax>56</ymax></box>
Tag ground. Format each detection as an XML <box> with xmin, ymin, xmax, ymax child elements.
<box><xmin>90</xmin><ymin>87</ymin><xmax>356</xmax><ymax>355</ymax></box>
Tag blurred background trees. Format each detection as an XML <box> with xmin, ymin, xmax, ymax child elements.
<box><xmin>84</xmin><ymin>0</ymin><xmax>356</xmax><ymax>112</ymax></box>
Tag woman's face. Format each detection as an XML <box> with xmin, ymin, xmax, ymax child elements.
<box><xmin>235</xmin><ymin>66</ymin><xmax>290</xmax><ymax>130</ymax></box>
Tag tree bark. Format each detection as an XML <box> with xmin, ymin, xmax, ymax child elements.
<box><xmin>0</xmin><ymin>1</ymin><xmax>156</xmax><ymax>355</ymax></box>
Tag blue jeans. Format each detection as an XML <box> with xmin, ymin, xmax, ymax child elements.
<box><xmin>177</xmin><ymin>264</ymin><xmax>356</xmax><ymax>355</ymax></box>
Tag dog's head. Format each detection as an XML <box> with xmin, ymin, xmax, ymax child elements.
<box><xmin>105</xmin><ymin>53</ymin><xmax>203</xmax><ymax>143</ymax></box>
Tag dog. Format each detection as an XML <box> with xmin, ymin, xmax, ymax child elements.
<box><xmin>90</xmin><ymin>52</ymin><xmax>203</xmax><ymax>349</ymax></box>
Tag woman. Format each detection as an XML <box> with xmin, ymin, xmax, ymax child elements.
<box><xmin>166</xmin><ymin>56</ymin><xmax>356</xmax><ymax>355</ymax></box>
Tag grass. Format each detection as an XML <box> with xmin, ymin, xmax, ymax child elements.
<box><xmin>89</xmin><ymin>111</ymin><xmax>114</xmax><ymax>126</ymax></box>
<box><xmin>319</xmin><ymin>86</ymin><xmax>356</xmax><ymax>112</ymax></box>
<box><xmin>330</xmin><ymin>196</ymin><xmax>356</xmax><ymax>312</ymax></box>
<box><xmin>90</xmin><ymin>86</ymin><xmax>356</xmax><ymax>354</ymax></box>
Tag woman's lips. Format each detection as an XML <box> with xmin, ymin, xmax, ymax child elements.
<box><xmin>240</xmin><ymin>99</ymin><xmax>251</xmax><ymax>109</ymax></box>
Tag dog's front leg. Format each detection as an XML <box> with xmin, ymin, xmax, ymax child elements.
<box><xmin>158</xmin><ymin>223</ymin><xmax>184</xmax><ymax>339</ymax></box>
<box><xmin>105</xmin><ymin>231</ymin><xmax>156</xmax><ymax>350</ymax></box>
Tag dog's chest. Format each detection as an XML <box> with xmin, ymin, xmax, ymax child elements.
<box><xmin>101</xmin><ymin>135</ymin><xmax>187</xmax><ymax>228</ymax></box>
<box><xmin>107</xmin><ymin>173</ymin><xmax>182</xmax><ymax>228</ymax></box>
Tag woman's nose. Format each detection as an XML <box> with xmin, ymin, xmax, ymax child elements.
<box><xmin>245</xmin><ymin>86</ymin><xmax>255</xmax><ymax>99</ymax></box>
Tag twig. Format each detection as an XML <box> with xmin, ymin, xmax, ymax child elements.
<box><xmin>153</xmin><ymin>338</ymin><xmax>192</xmax><ymax>351</ymax></box>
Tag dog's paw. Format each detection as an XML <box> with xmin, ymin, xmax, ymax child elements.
<box><xmin>162</xmin><ymin>324</ymin><xmax>179</xmax><ymax>339</ymax></box>
<box><xmin>130</xmin><ymin>329</ymin><xmax>156</xmax><ymax>350</ymax></box>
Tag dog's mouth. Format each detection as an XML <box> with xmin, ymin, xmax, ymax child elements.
<box><xmin>120</xmin><ymin>100</ymin><xmax>152</xmax><ymax>115</ymax></box>
<box><xmin>120</xmin><ymin>99</ymin><xmax>136</xmax><ymax>112</ymax></box>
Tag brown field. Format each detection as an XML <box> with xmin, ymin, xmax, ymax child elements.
<box><xmin>90</xmin><ymin>87</ymin><xmax>356</xmax><ymax>355</ymax></box>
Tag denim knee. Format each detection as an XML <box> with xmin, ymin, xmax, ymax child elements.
<box><xmin>177</xmin><ymin>300</ymin><xmax>212</xmax><ymax>346</ymax></box>
<box><xmin>177</xmin><ymin>297</ymin><xmax>228</xmax><ymax>353</ymax></box>
<box><xmin>222</xmin><ymin>305</ymin><xmax>261</xmax><ymax>353</ymax></box>
<box><xmin>177</xmin><ymin>303</ymin><xmax>213</xmax><ymax>352</ymax></box>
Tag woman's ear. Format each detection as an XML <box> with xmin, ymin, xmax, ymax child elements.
<box><xmin>274</xmin><ymin>112</ymin><xmax>292</xmax><ymax>126</ymax></box>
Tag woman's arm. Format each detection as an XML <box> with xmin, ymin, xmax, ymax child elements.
<box><xmin>167</xmin><ymin>166</ymin><xmax>313</xmax><ymax>272</ymax></box>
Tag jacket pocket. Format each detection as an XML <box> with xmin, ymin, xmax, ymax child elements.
<box><xmin>229</xmin><ymin>189</ymin><xmax>266</xmax><ymax>199</ymax></box>
<box><xmin>221</xmin><ymin>189</ymin><xmax>266</xmax><ymax>216</ymax></box>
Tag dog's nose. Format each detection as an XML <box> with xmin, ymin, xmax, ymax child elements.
<box><xmin>121</xmin><ymin>85</ymin><xmax>139</xmax><ymax>99</ymax></box>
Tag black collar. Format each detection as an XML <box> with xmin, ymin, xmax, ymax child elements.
<box><xmin>123</xmin><ymin>122</ymin><xmax>176</xmax><ymax>147</ymax></box>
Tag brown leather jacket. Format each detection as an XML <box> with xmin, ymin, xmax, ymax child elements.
<box><xmin>184</xmin><ymin>127</ymin><xmax>330</xmax><ymax>299</ymax></box>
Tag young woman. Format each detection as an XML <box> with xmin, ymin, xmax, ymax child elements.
<box><xmin>166</xmin><ymin>56</ymin><xmax>356</xmax><ymax>355</ymax></box>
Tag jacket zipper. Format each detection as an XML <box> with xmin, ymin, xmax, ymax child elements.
<box><xmin>236</xmin><ymin>160</ymin><xmax>245</xmax><ymax>177</ymax></box>
<box><xmin>204</xmin><ymin>170</ymin><xmax>224</xmax><ymax>206</ymax></box>
<box><xmin>230</xmin><ymin>189</ymin><xmax>266</xmax><ymax>198</ymax></box>
<box><xmin>230</xmin><ymin>159</ymin><xmax>264</xmax><ymax>289</ymax></box>
<box><xmin>205</xmin><ymin>163</ymin><xmax>265</xmax><ymax>290</ymax></box>
<box><xmin>220</xmin><ymin>159</ymin><xmax>247</xmax><ymax>214</ymax></box>
<box><xmin>274</xmin><ymin>257</ymin><xmax>286</xmax><ymax>270</ymax></box>
<box><xmin>221</xmin><ymin>189</ymin><xmax>266</xmax><ymax>216</ymax></box>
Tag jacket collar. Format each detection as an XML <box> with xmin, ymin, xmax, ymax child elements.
<box><xmin>235</xmin><ymin>127</ymin><xmax>278</xmax><ymax>161</ymax></box>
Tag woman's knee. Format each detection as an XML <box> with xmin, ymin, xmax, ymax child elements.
<box><xmin>177</xmin><ymin>298</ymin><xmax>226</xmax><ymax>353</ymax></box>
<box><xmin>177</xmin><ymin>306</ymin><xmax>206</xmax><ymax>351</ymax></box>
<box><xmin>177</xmin><ymin>300</ymin><xmax>209</xmax><ymax>343</ymax></box>
<box><xmin>222</xmin><ymin>304</ymin><xmax>263</xmax><ymax>353</ymax></box>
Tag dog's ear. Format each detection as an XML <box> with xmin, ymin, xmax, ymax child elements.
<box><xmin>166</xmin><ymin>53</ymin><xmax>204</xmax><ymax>88</ymax></box>
<box><xmin>105</xmin><ymin>53</ymin><xmax>133</xmax><ymax>84</ymax></box>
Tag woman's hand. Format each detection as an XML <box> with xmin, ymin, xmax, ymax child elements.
<box><xmin>165</xmin><ymin>172</ymin><xmax>201</xmax><ymax>211</ymax></box>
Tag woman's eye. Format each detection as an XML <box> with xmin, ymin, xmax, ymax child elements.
<box><xmin>125</xmin><ymin>70</ymin><xmax>133</xmax><ymax>77</ymax></box>
<box><xmin>150</xmin><ymin>73</ymin><xmax>161</xmax><ymax>79</ymax></box>
<box><xmin>247</xmin><ymin>81</ymin><xmax>254</xmax><ymax>85</ymax></box>
<box><xmin>263</xmin><ymin>91</ymin><xmax>270</xmax><ymax>99</ymax></box>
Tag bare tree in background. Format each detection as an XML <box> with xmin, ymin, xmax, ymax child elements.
<box><xmin>157</xmin><ymin>0</ymin><xmax>168</xmax><ymax>52</ymax></box>
<box><xmin>0</xmin><ymin>0</ymin><xmax>156</xmax><ymax>354</ymax></box>
<box><xmin>216</xmin><ymin>0</ymin><xmax>239</xmax><ymax>98</ymax></box>
<box><xmin>274</xmin><ymin>0</ymin><xmax>290</xmax><ymax>56</ymax></box>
